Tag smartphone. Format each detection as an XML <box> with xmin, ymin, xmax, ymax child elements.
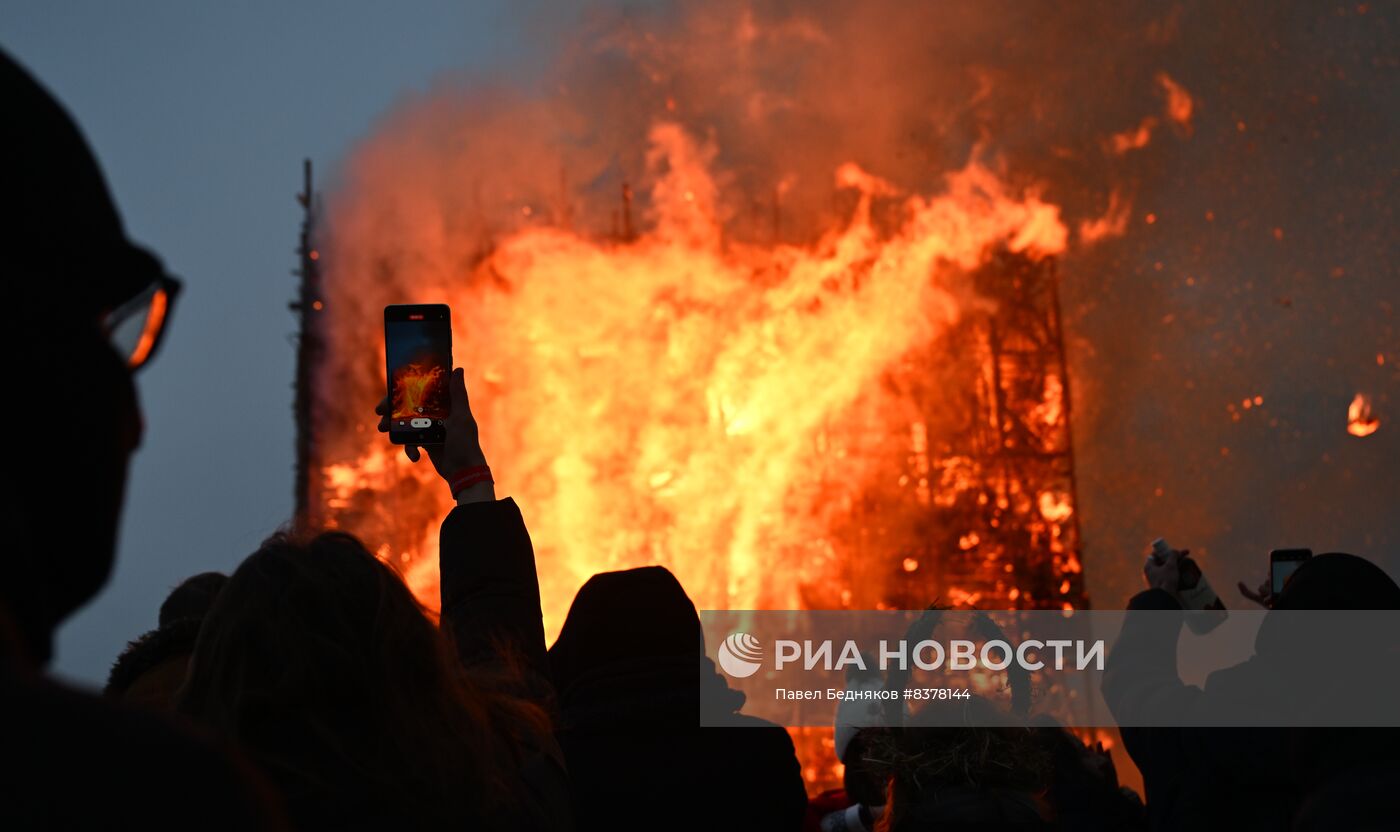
<box><xmin>1270</xmin><ymin>548</ymin><xmax>1312</xmax><ymax>596</ymax></box>
<box><xmin>384</xmin><ymin>304</ymin><xmax>452</xmax><ymax>445</ymax></box>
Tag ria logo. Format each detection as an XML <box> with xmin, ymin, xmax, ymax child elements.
<box><xmin>717</xmin><ymin>632</ymin><xmax>764</xmax><ymax>678</ymax></box>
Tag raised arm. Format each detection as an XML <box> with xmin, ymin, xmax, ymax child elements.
<box><xmin>1102</xmin><ymin>547</ymin><xmax>1205</xmax><ymax>725</ymax></box>
<box><xmin>377</xmin><ymin>369</ymin><xmax>550</xmax><ymax>685</ymax></box>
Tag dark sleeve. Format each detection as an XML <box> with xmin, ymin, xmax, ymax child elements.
<box><xmin>764</xmin><ymin>728</ymin><xmax>812</xmax><ymax>831</ymax></box>
<box><xmin>439</xmin><ymin>497</ymin><xmax>549</xmax><ymax>682</ymax></box>
<box><xmin>715</xmin><ymin>723</ymin><xmax>809</xmax><ymax>831</ymax></box>
<box><xmin>1101</xmin><ymin>588</ymin><xmax>1203</xmax><ymax>727</ymax></box>
<box><xmin>1103</xmin><ymin>589</ymin><xmax>1201</xmax><ymax>831</ymax></box>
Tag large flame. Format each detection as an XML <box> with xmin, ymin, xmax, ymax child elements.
<box><xmin>317</xmin><ymin>122</ymin><xmax>1071</xmax><ymax>629</ymax></box>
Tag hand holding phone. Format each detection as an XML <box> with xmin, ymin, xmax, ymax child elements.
<box><xmin>1237</xmin><ymin>579</ymin><xmax>1272</xmax><ymax>609</ymax></box>
<box><xmin>1237</xmin><ymin>548</ymin><xmax>1312</xmax><ymax>608</ymax></box>
<box><xmin>378</xmin><ymin>304</ymin><xmax>488</xmax><ymax>498</ymax></box>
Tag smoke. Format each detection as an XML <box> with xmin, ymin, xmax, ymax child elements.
<box><xmin>331</xmin><ymin>1</ymin><xmax>1183</xmax><ymax>243</ymax></box>
<box><xmin>320</xmin><ymin>0</ymin><xmax>1398</xmax><ymax>614</ymax></box>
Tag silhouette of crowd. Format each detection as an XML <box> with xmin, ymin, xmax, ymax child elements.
<box><xmin>3</xmin><ymin>50</ymin><xmax>1398</xmax><ymax>831</ymax></box>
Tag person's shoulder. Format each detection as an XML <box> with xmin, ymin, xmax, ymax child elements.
<box><xmin>722</xmin><ymin>711</ymin><xmax>795</xmax><ymax>736</ymax></box>
<box><xmin>0</xmin><ymin>669</ymin><xmax>283</xmax><ymax>829</ymax></box>
<box><xmin>709</xmin><ymin>712</ymin><xmax>802</xmax><ymax>759</ymax></box>
<box><xmin>1128</xmin><ymin>588</ymin><xmax>1183</xmax><ymax>611</ymax></box>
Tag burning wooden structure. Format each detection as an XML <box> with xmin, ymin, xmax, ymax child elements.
<box><xmin>290</xmin><ymin>170</ymin><xmax>1088</xmax><ymax>616</ymax></box>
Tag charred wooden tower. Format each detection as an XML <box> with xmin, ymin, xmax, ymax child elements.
<box><xmin>290</xmin><ymin>159</ymin><xmax>323</xmax><ymax>529</ymax></box>
<box><xmin>810</xmin><ymin>248</ymin><xmax>1089</xmax><ymax>613</ymax></box>
<box><xmin>873</xmin><ymin>250</ymin><xmax>1090</xmax><ymax>611</ymax></box>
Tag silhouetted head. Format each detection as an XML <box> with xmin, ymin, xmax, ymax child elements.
<box><xmin>103</xmin><ymin>572</ymin><xmax>228</xmax><ymax>708</ymax></box>
<box><xmin>0</xmin><ymin>51</ymin><xmax>178</xmax><ymax>667</ymax></box>
<box><xmin>1253</xmin><ymin>553</ymin><xmax>1400</xmax><ymax>683</ymax></box>
<box><xmin>104</xmin><ymin>618</ymin><xmax>201</xmax><ymax>709</ymax></box>
<box><xmin>548</xmin><ymin>565</ymin><xmax>752</xmax><ymax>728</ymax></box>
<box><xmin>548</xmin><ymin>565</ymin><xmax>703</xmax><ymax>691</ymax></box>
<box><xmin>158</xmin><ymin>572</ymin><xmax>229</xmax><ymax>627</ymax></box>
<box><xmin>1272</xmin><ymin>553</ymin><xmax>1400</xmax><ymax>611</ymax></box>
<box><xmin>179</xmin><ymin>532</ymin><xmax>545</xmax><ymax>826</ymax></box>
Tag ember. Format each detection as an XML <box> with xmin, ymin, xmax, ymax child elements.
<box><xmin>1348</xmin><ymin>393</ymin><xmax>1380</xmax><ymax>438</ymax></box>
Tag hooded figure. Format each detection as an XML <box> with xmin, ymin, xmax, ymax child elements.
<box><xmin>1275</xmin><ymin>554</ymin><xmax>1400</xmax><ymax>831</ymax></box>
<box><xmin>548</xmin><ymin>566</ymin><xmax>808</xmax><ymax>830</ymax></box>
<box><xmin>0</xmin><ymin>50</ymin><xmax>277</xmax><ymax>827</ymax></box>
<box><xmin>1105</xmin><ymin>552</ymin><xmax>1400</xmax><ymax>831</ymax></box>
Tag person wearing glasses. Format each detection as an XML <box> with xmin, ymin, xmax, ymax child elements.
<box><xmin>0</xmin><ymin>51</ymin><xmax>279</xmax><ymax>827</ymax></box>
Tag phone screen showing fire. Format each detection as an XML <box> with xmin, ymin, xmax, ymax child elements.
<box><xmin>386</xmin><ymin>319</ymin><xmax>451</xmax><ymax>426</ymax></box>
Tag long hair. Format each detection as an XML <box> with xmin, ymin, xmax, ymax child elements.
<box><xmin>178</xmin><ymin>531</ymin><xmax>548</xmax><ymax>827</ymax></box>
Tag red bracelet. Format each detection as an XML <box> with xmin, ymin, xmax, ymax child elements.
<box><xmin>447</xmin><ymin>465</ymin><xmax>492</xmax><ymax>496</ymax></box>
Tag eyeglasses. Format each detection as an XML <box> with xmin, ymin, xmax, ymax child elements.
<box><xmin>103</xmin><ymin>273</ymin><xmax>182</xmax><ymax>370</ymax></box>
